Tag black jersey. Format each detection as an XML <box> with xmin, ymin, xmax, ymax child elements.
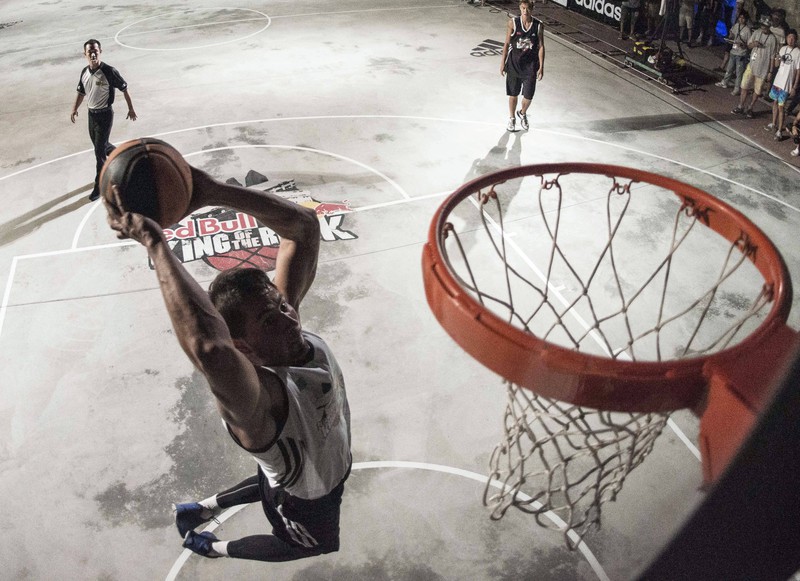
<box><xmin>505</xmin><ymin>17</ymin><xmax>542</xmax><ymax>77</ymax></box>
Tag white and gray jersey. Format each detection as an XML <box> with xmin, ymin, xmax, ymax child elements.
<box><xmin>227</xmin><ymin>331</ymin><xmax>351</xmax><ymax>500</ymax></box>
<box><xmin>76</xmin><ymin>62</ymin><xmax>128</xmax><ymax>110</ymax></box>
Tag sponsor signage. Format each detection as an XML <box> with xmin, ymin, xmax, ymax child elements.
<box><xmin>568</xmin><ymin>0</ymin><xmax>622</xmax><ymax>25</ymax></box>
<box><xmin>471</xmin><ymin>39</ymin><xmax>504</xmax><ymax>57</ymax></box>
<box><xmin>150</xmin><ymin>176</ymin><xmax>357</xmax><ymax>272</ymax></box>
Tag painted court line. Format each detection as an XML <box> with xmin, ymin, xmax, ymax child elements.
<box><xmin>182</xmin><ymin>143</ymin><xmax>410</xmax><ymax>200</ymax></box>
<box><xmin>0</xmin><ymin>187</ymin><xmax>440</xmax><ymax>340</ymax></box>
<box><xmin>65</xmin><ymin>142</ymin><xmax>410</xmax><ymax>259</ymax></box>
<box><xmin>267</xmin><ymin>5</ymin><xmax>459</xmax><ymax>19</ymax></box>
<box><xmin>115</xmin><ymin>8</ymin><xmax>272</xmax><ymax>52</ymax></box>
<box><xmin>2</xmin><ymin>115</ymin><xmax>796</xmax><ymax>216</ymax></box>
<box><xmin>0</xmin><ymin>116</ymin><xmax>760</xmax><ymax>481</ymax></box>
<box><xmin>165</xmin><ymin>461</ymin><xmax>611</xmax><ymax>581</ymax></box>
<box><xmin>118</xmin><ymin>17</ymin><xmax>269</xmax><ymax>38</ymax></box>
<box><xmin>0</xmin><ymin>240</ymin><xmax>136</xmax><ymax>337</ymax></box>
<box><xmin>468</xmin><ymin>194</ymin><xmax>701</xmax><ymax>464</ymax></box>
<box><xmin>541</xmin><ymin>21</ymin><xmax>800</xmax><ymax>180</ymax></box>
<box><xmin>4</xmin><ymin>4</ymin><xmax>458</xmax><ymax>54</ymax></box>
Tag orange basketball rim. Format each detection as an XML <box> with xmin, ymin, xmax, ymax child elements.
<box><xmin>422</xmin><ymin>163</ymin><xmax>799</xmax><ymax>484</ymax></box>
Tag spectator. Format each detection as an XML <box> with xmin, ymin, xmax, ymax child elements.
<box><xmin>678</xmin><ymin>0</ymin><xmax>698</xmax><ymax>44</ymax></box>
<box><xmin>770</xmin><ymin>8</ymin><xmax>789</xmax><ymax>47</ymax></box>
<box><xmin>696</xmin><ymin>0</ymin><xmax>722</xmax><ymax>46</ymax></box>
<box><xmin>783</xmin><ymin>78</ymin><xmax>800</xmax><ymax>119</ymax></box>
<box><xmin>765</xmin><ymin>30</ymin><xmax>800</xmax><ymax>141</ymax></box>
<box><xmin>751</xmin><ymin>0</ymin><xmax>770</xmax><ymax>23</ymax></box>
<box><xmin>730</xmin><ymin>0</ymin><xmax>748</xmax><ymax>26</ymax></box>
<box><xmin>789</xmin><ymin>120</ymin><xmax>800</xmax><ymax>156</ymax></box>
<box><xmin>720</xmin><ymin>0</ymin><xmax>737</xmax><ymax>32</ymax></box>
<box><xmin>644</xmin><ymin>0</ymin><xmax>661</xmax><ymax>38</ymax></box>
<box><xmin>620</xmin><ymin>0</ymin><xmax>641</xmax><ymax>40</ymax></box>
<box><xmin>716</xmin><ymin>10</ymin><xmax>752</xmax><ymax>95</ymax></box>
<box><xmin>732</xmin><ymin>15</ymin><xmax>778</xmax><ymax>118</ymax></box>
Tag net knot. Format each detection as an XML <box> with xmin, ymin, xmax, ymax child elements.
<box><xmin>733</xmin><ymin>232</ymin><xmax>757</xmax><ymax>259</ymax></box>
<box><xmin>478</xmin><ymin>187</ymin><xmax>498</xmax><ymax>206</ymax></box>
<box><xmin>611</xmin><ymin>177</ymin><xmax>633</xmax><ymax>195</ymax></box>
<box><xmin>679</xmin><ymin>195</ymin><xmax>711</xmax><ymax>225</ymax></box>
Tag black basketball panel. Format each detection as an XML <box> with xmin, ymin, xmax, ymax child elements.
<box><xmin>149</xmin><ymin>150</ymin><xmax>189</xmax><ymax>226</ymax></box>
<box><xmin>120</xmin><ymin>150</ymin><xmax>161</xmax><ymax>220</ymax></box>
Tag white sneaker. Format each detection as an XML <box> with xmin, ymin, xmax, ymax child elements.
<box><xmin>516</xmin><ymin>110</ymin><xmax>529</xmax><ymax>131</ymax></box>
<box><xmin>506</xmin><ymin>117</ymin><xmax>515</xmax><ymax>132</ymax></box>
<box><xmin>791</xmin><ymin>147</ymin><xmax>799</xmax><ymax>157</ymax></box>
<box><xmin>715</xmin><ymin>81</ymin><xmax>728</xmax><ymax>88</ymax></box>
<box><xmin>765</xmin><ymin>123</ymin><xmax>775</xmax><ymax>131</ymax></box>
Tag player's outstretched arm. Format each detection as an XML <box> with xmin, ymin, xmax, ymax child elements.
<box><xmin>105</xmin><ymin>186</ymin><xmax>276</xmax><ymax>444</ymax></box>
<box><xmin>187</xmin><ymin>167</ymin><xmax>321</xmax><ymax>311</ymax></box>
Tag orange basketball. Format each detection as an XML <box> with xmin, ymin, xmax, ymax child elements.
<box><xmin>100</xmin><ymin>137</ymin><xmax>193</xmax><ymax>227</ymax></box>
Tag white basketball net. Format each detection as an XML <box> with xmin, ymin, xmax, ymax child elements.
<box><xmin>485</xmin><ymin>383</ymin><xmax>667</xmax><ymax>550</ymax></box>
<box><xmin>440</xmin><ymin>170</ymin><xmax>775</xmax><ymax>548</ymax></box>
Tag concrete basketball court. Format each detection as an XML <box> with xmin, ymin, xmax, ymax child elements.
<box><xmin>1</xmin><ymin>1</ymin><xmax>799</xmax><ymax>579</ymax></box>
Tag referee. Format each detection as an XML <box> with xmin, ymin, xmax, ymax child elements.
<box><xmin>70</xmin><ymin>39</ymin><xmax>137</xmax><ymax>201</ymax></box>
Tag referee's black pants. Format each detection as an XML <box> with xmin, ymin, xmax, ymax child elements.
<box><xmin>88</xmin><ymin>108</ymin><xmax>115</xmax><ymax>197</ymax></box>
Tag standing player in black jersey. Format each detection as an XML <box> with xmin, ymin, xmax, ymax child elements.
<box><xmin>70</xmin><ymin>39</ymin><xmax>137</xmax><ymax>201</ymax></box>
<box><xmin>104</xmin><ymin>166</ymin><xmax>351</xmax><ymax>563</ymax></box>
<box><xmin>501</xmin><ymin>1</ymin><xmax>545</xmax><ymax>132</ymax></box>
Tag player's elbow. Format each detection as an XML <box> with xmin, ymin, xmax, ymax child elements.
<box><xmin>186</xmin><ymin>337</ymin><xmax>237</xmax><ymax>374</ymax></box>
<box><xmin>297</xmin><ymin>205</ymin><xmax>321</xmax><ymax>241</ymax></box>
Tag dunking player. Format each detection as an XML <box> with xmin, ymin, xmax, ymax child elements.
<box><xmin>104</xmin><ymin>167</ymin><xmax>351</xmax><ymax>561</ymax></box>
<box><xmin>70</xmin><ymin>40</ymin><xmax>137</xmax><ymax>201</ymax></box>
<box><xmin>500</xmin><ymin>0</ymin><xmax>545</xmax><ymax>132</ymax></box>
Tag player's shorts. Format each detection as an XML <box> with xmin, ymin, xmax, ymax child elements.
<box><xmin>258</xmin><ymin>465</ymin><xmax>350</xmax><ymax>553</ymax></box>
<box><xmin>506</xmin><ymin>71</ymin><xmax>537</xmax><ymax>100</ymax></box>
<box><xmin>740</xmin><ymin>66</ymin><xmax>767</xmax><ymax>94</ymax></box>
<box><xmin>678</xmin><ymin>5</ymin><xmax>693</xmax><ymax>29</ymax></box>
<box><xmin>769</xmin><ymin>86</ymin><xmax>789</xmax><ymax>105</ymax></box>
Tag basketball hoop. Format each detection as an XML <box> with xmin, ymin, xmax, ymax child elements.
<box><xmin>422</xmin><ymin>163</ymin><xmax>796</xmax><ymax>548</ymax></box>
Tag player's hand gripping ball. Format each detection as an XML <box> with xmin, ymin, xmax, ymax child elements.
<box><xmin>99</xmin><ymin>137</ymin><xmax>193</xmax><ymax>227</ymax></box>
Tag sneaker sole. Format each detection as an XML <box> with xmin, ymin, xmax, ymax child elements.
<box><xmin>173</xmin><ymin>503</ymin><xmax>214</xmax><ymax>538</ymax></box>
<box><xmin>183</xmin><ymin>531</ymin><xmax>222</xmax><ymax>558</ymax></box>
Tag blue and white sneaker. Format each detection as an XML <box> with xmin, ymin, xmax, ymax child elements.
<box><xmin>173</xmin><ymin>502</ymin><xmax>214</xmax><ymax>538</ymax></box>
<box><xmin>183</xmin><ymin>531</ymin><xmax>221</xmax><ymax>558</ymax></box>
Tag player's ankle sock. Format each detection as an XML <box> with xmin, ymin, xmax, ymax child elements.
<box><xmin>199</xmin><ymin>495</ymin><xmax>220</xmax><ymax>517</ymax></box>
<box><xmin>211</xmin><ymin>540</ymin><xmax>229</xmax><ymax>557</ymax></box>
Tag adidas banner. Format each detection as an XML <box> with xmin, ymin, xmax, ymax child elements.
<box><xmin>567</xmin><ymin>0</ymin><xmax>623</xmax><ymax>26</ymax></box>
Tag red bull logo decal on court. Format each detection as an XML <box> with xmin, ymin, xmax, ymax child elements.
<box><xmin>152</xmin><ymin>177</ymin><xmax>357</xmax><ymax>272</ymax></box>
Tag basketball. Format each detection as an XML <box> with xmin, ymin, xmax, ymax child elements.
<box><xmin>99</xmin><ymin>137</ymin><xmax>193</xmax><ymax>227</ymax></box>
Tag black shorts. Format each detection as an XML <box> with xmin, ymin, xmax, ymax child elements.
<box><xmin>506</xmin><ymin>71</ymin><xmax>537</xmax><ymax>100</ymax></box>
<box><xmin>258</xmin><ymin>465</ymin><xmax>350</xmax><ymax>553</ymax></box>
